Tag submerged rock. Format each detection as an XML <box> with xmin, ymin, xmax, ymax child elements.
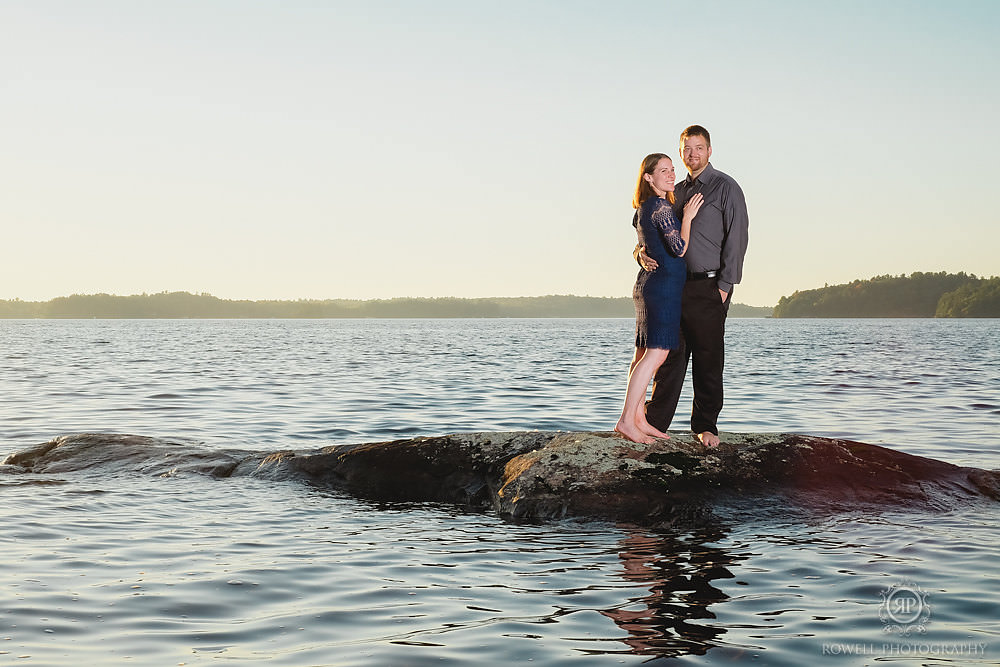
<box><xmin>2</xmin><ymin>433</ymin><xmax>242</xmax><ymax>477</ymax></box>
<box><xmin>5</xmin><ymin>431</ymin><xmax>999</xmax><ymax>523</ymax></box>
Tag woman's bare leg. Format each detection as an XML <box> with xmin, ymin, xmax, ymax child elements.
<box><xmin>628</xmin><ymin>347</ymin><xmax>642</xmax><ymax>376</ymax></box>
<box><xmin>615</xmin><ymin>347</ymin><xmax>669</xmax><ymax>444</ymax></box>
<box><xmin>616</xmin><ymin>347</ymin><xmax>651</xmax><ymax>444</ymax></box>
<box><xmin>631</xmin><ymin>349</ymin><xmax>671</xmax><ymax>438</ymax></box>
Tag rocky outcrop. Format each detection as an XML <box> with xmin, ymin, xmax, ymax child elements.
<box><xmin>252</xmin><ymin>431</ymin><xmax>1000</xmax><ymax>521</ymax></box>
<box><xmin>5</xmin><ymin>431</ymin><xmax>999</xmax><ymax>523</ymax></box>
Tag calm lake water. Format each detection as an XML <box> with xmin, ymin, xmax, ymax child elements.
<box><xmin>1</xmin><ymin>318</ymin><xmax>998</xmax><ymax>665</ymax></box>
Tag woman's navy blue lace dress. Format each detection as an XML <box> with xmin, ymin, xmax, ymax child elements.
<box><xmin>632</xmin><ymin>197</ymin><xmax>687</xmax><ymax>350</ymax></box>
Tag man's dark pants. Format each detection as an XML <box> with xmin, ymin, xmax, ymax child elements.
<box><xmin>646</xmin><ymin>277</ymin><xmax>731</xmax><ymax>435</ymax></box>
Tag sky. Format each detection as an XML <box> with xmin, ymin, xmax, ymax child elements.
<box><xmin>3</xmin><ymin>1</ymin><xmax>998</xmax><ymax>307</ymax></box>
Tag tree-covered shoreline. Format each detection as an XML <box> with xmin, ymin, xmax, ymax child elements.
<box><xmin>5</xmin><ymin>273</ymin><xmax>996</xmax><ymax>319</ymax></box>
<box><xmin>773</xmin><ymin>272</ymin><xmax>1000</xmax><ymax>318</ymax></box>
<box><xmin>0</xmin><ymin>292</ymin><xmax>773</xmax><ymax>319</ymax></box>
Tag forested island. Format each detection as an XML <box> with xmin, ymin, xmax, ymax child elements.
<box><xmin>0</xmin><ymin>292</ymin><xmax>773</xmax><ymax>319</ymax></box>
<box><xmin>4</xmin><ymin>273</ymin><xmax>996</xmax><ymax>319</ymax></box>
<box><xmin>774</xmin><ymin>272</ymin><xmax>1000</xmax><ymax>317</ymax></box>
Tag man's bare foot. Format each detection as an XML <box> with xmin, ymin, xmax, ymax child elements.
<box><xmin>615</xmin><ymin>420</ymin><xmax>654</xmax><ymax>444</ymax></box>
<box><xmin>697</xmin><ymin>431</ymin><xmax>720</xmax><ymax>447</ymax></box>
<box><xmin>637</xmin><ymin>420</ymin><xmax>670</xmax><ymax>439</ymax></box>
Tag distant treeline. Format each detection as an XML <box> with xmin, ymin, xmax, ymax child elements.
<box><xmin>773</xmin><ymin>272</ymin><xmax>1000</xmax><ymax>318</ymax></box>
<box><xmin>0</xmin><ymin>292</ymin><xmax>774</xmax><ymax>319</ymax></box>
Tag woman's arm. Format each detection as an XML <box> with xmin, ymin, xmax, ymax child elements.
<box><xmin>653</xmin><ymin>195</ymin><xmax>702</xmax><ymax>258</ymax></box>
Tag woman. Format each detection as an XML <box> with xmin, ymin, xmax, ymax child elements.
<box><xmin>614</xmin><ymin>153</ymin><xmax>703</xmax><ymax>444</ymax></box>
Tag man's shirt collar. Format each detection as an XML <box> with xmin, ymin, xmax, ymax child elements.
<box><xmin>684</xmin><ymin>162</ymin><xmax>715</xmax><ymax>187</ymax></box>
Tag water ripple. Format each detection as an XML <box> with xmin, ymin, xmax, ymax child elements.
<box><xmin>0</xmin><ymin>319</ymin><xmax>998</xmax><ymax>664</ymax></box>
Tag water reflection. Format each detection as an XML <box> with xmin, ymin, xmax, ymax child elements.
<box><xmin>602</xmin><ymin>524</ymin><xmax>742</xmax><ymax>659</ymax></box>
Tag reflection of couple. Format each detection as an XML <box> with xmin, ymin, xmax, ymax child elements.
<box><xmin>615</xmin><ymin>125</ymin><xmax>750</xmax><ymax>447</ymax></box>
<box><xmin>600</xmin><ymin>526</ymin><xmax>737</xmax><ymax>658</ymax></box>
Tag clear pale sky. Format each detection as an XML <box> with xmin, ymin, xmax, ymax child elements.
<box><xmin>4</xmin><ymin>1</ymin><xmax>998</xmax><ymax>307</ymax></box>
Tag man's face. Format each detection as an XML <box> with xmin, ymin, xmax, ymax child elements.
<box><xmin>681</xmin><ymin>135</ymin><xmax>712</xmax><ymax>175</ymax></box>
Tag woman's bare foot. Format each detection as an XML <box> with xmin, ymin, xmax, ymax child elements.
<box><xmin>637</xmin><ymin>420</ymin><xmax>670</xmax><ymax>439</ymax></box>
<box><xmin>697</xmin><ymin>431</ymin><xmax>720</xmax><ymax>447</ymax></box>
<box><xmin>615</xmin><ymin>420</ymin><xmax>654</xmax><ymax>444</ymax></box>
<box><xmin>632</xmin><ymin>405</ymin><xmax>669</xmax><ymax>439</ymax></box>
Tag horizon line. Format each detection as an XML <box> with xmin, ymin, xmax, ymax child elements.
<box><xmin>0</xmin><ymin>291</ymin><xmax>777</xmax><ymax>309</ymax></box>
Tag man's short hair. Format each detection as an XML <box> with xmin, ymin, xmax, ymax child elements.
<box><xmin>680</xmin><ymin>125</ymin><xmax>711</xmax><ymax>147</ymax></box>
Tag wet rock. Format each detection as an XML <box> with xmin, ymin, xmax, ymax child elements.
<box><xmin>242</xmin><ymin>431</ymin><xmax>554</xmax><ymax>506</ymax></box>
<box><xmin>288</xmin><ymin>431</ymin><xmax>1000</xmax><ymax>520</ymax></box>
<box><xmin>5</xmin><ymin>431</ymin><xmax>998</xmax><ymax>523</ymax></box>
<box><xmin>2</xmin><ymin>433</ymin><xmax>242</xmax><ymax>477</ymax></box>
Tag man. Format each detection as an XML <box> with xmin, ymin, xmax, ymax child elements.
<box><xmin>635</xmin><ymin>125</ymin><xmax>749</xmax><ymax>447</ymax></box>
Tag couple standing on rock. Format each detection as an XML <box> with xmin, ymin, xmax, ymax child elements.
<box><xmin>614</xmin><ymin>125</ymin><xmax>750</xmax><ymax>447</ymax></box>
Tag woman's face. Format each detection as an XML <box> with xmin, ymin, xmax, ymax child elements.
<box><xmin>644</xmin><ymin>157</ymin><xmax>675</xmax><ymax>196</ymax></box>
